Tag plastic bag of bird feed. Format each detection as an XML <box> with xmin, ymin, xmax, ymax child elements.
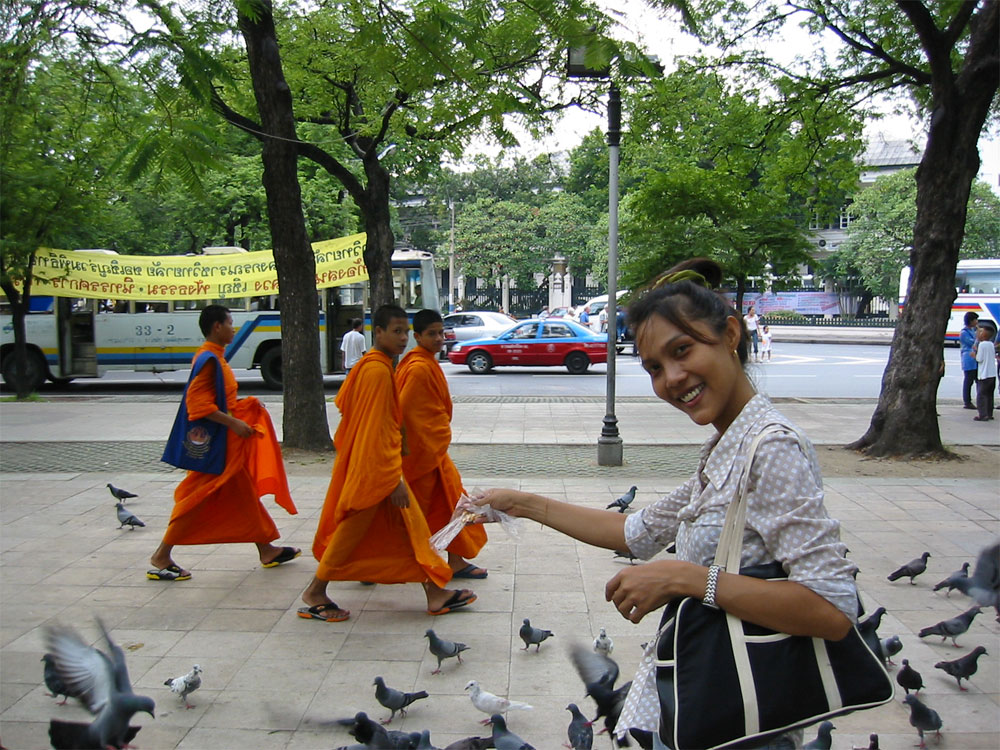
<box><xmin>430</xmin><ymin>490</ymin><xmax>523</xmax><ymax>553</ymax></box>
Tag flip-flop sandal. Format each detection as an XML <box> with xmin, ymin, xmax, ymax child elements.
<box><xmin>146</xmin><ymin>565</ymin><xmax>191</xmax><ymax>582</ymax></box>
<box><xmin>451</xmin><ymin>563</ymin><xmax>488</xmax><ymax>579</ymax></box>
<box><xmin>427</xmin><ymin>590</ymin><xmax>477</xmax><ymax>616</ymax></box>
<box><xmin>297</xmin><ymin>603</ymin><xmax>350</xmax><ymax>622</ymax></box>
<box><xmin>261</xmin><ymin>546</ymin><xmax>301</xmax><ymax>568</ymax></box>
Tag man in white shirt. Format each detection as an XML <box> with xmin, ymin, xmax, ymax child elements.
<box><xmin>973</xmin><ymin>320</ymin><xmax>997</xmax><ymax>421</ymax></box>
<box><xmin>340</xmin><ymin>318</ymin><xmax>366</xmax><ymax>373</ymax></box>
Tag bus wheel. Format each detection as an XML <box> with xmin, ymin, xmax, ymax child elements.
<box><xmin>2</xmin><ymin>349</ymin><xmax>48</xmax><ymax>392</ymax></box>
<box><xmin>260</xmin><ymin>347</ymin><xmax>283</xmax><ymax>390</ymax></box>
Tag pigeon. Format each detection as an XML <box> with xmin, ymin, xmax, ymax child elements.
<box><xmin>967</xmin><ymin>541</ymin><xmax>1000</xmax><ymax>617</ymax></box>
<box><xmin>339</xmin><ymin>711</ymin><xmax>391</xmax><ymax>747</ymax></box>
<box><xmin>803</xmin><ymin>720</ymin><xmax>836</xmax><ymax>750</ymax></box>
<box><xmin>489</xmin><ymin>713</ymin><xmax>535</xmax><ymax>750</ymax></box>
<box><xmin>879</xmin><ymin>635</ymin><xmax>903</xmax><ymax>666</ymax></box>
<box><xmin>896</xmin><ymin>659</ymin><xmax>924</xmax><ymax>694</ymax></box>
<box><xmin>373</xmin><ymin>676</ymin><xmax>428</xmax><ymax>724</ymax></box>
<box><xmin>593</xmin><ymin>628</ymin><xmax>614</xmax><ymax>657</ymax></box>
<box><xmin>442</xmin><ymin>738</ymin><xmax>492</xmax><ymax>750</ymax></box>
<box><xmin>917</xmin><ymin>605</ymin><xmax>981</xmax><ymax>647</ymax></box>
<box><xmin>902</xmin><ymin>694</ymin><xmax>942</xmax><ymax>749</ymax></box>
<box><xmin>464</xmin><ymin>680</ymin><xmax>532</xmax><ymax>724</ymax></box>
<box><xmin>569</xmin><ymin>645</ymin><xmax>629</xmax><ymax>743</ymax></box>
<box><xmin>887</xmin><ymin>552</ymin><xmax>931</xmax><ymax>584</ymax></box>
<box><xmin>518</xmin><ymin>618</ymin><xmax>553</xmax><ymax>651</ymax></box>
<box><xmin>413</xmin><ymin>730</ymin><xmax>439</xmax><ymax>749</ymax></box>
<box><xmin>425</xmin><ymin>628</ymin><xmax>469</xmax><ymax>674</ymax></box>
<box><xmin>107</xmin><ymin>483</ymin><xmax>138</xmax><ymax>502</ymax></box>
<box><xmin>44</xmin><ymin>619</ymin><xmax>155</xmax><ymax>750</ymax></box>
<box><xmin>613</xmin><ymin>549</ymin><xmax>638</xmax><ymax>565</ymax></box>
<box><xmin>566</xmin><ymin>703</ymin><xmax>594</xmax><ymax>749</ymax></box>
<box><xmin>606</xmin><ymin>486</ymin><xmax>637</xmax><ymax>512</ymax></box>
<box><xmin>934</xmin><ymin>645</ymin><xmax>988</xmax><ymax>690</ymax></box>
<box><xmin>857</xmin><ymin>606</ymin><xmax>886</xmax><ymax>658</ymax></box>
<box><xmin>164</xmin><ymin>664</ymin><xmax>202</xmax><ymax>709</ymax></box>
<box><xmin>933</xmin><ymin>562</ymin><xmax>970</xmax><ymax>595</ymax></box>
<box><xmin>42</xmin><ymin>653</ymin><xmax>78</xmax><ymax>705</ymax></box>
<box><xmin>115</xmin><ymin>502</ymin><xmax>145</xmax><ymax>529</ymax></box>
<box><xmin>852</xmin><ymin>734</ymin><xmax>879</xmax><ymax>750</ymax></box>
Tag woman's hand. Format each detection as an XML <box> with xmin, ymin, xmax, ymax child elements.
<box><xmin>388</xmin><ymin>480</ymin><xmax>410</xmax><ymax>508</ymax></box>
<box><xmin>472</xmin><ymin>488</ymin><xmax>534</xmax><ymax>519</ymax></box>
<box><xmin>605</xmin><ymin>560</ymin><xmax>704</xmax><ymax>624</ymax></box>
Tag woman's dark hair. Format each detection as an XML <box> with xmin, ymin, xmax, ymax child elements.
<box><xmin>199</xmin><ymin>304</ymin><xmax>230</xmax><ymax>337</ymax></box>
<box><xmin>964</xmin><ymin>311</ymin><xmax>980</xmax><ymax>327</ymax></box>
<box><xmin>627</xmin><ymin>258</ymin><xmax>749</xmax><ymax>365</ymax></box>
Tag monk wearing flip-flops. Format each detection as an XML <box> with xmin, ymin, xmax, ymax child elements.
<box><xmin>299</xmin><ymin>305</ymin><xmax>476</xmax><ymax>622</ymax></box>
<box><xmin>148</xmin><ymin>305</ymin><xmax>300</xmax><ymax>582</ymax></box>
<box><xmin>397</xmin><ymin>309</ymin><xmax>488</xmax><ymax>581</ymax></box>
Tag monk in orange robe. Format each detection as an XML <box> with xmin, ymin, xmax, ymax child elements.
<box><xmin>397</xmin><ymin>309</ymin><xmax>488</xmax><ymax>579</ymax></box>
<box><xmin>148</xmin><ymin>305</ymin><xmax>299</xmax><ymax>581</ymax></box>
<box><xmin>300</xmin><ymin>304</ymin><xmax>476</xmax><ymax>621</ymax></box>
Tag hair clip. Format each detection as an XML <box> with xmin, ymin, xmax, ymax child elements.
<box><xmin>652</xmin><ymin>269</ymin><xmax>710</xmax><ymax>290</ymax></box>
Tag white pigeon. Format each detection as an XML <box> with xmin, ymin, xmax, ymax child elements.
<box><xmin>594</xmin><ymin>627</ymin><xmax>614</xmax><ymax>656</ymax></box>
<box><xmin>464</xmin><ymin>679</ymin><xmax>532</xmax><ymax>725</ymax></box>
<box><xmin>164</xmin><ymin>664</ymin><xmax>202</xmax><ymax>709</ymax></box>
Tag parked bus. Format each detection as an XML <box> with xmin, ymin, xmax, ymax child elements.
<box><xmin>898</xmin><ymin>258</ymin><xmax>1000</xmax><ymax>343</ymax></box>
<box><xmin>0</xmin><ymin>246</ymin><xmax>439</xmax><ymax>390</ymax></box>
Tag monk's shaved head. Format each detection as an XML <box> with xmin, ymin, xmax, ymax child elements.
<box><xmin>373</xmin><ymin>304</ymin><xmax>408</xmax><ymax>331</ymax></box>
<box><xmin>412</xmin><ymin>309</ymin><xmax>443</xmax><ymax>334</ymax></box>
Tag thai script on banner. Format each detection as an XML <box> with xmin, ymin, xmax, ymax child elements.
<box><xmin>25</xmin><ymin>234</ymin><xmax>369</xmax><ymax>301</ymax></box>
<box><xmin>726</xmin><ymin>291</ymin><xmax>842</xmax><ymax>316</ymax></box>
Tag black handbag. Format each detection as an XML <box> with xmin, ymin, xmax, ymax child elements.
<box><xmin>655</xmin><ymin>426</ymin><xmax>894</xmax><ymax>749</ymax></box>
<box><xmin>161</xmin><ymin>350</ymin><xmax>228</xmax><ymax>475</ymax></box>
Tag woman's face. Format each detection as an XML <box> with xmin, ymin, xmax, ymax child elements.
<box><xmin>636</xmin><ymin>312</ymin><xmax>754</xmax><ymax>433</ymax></box>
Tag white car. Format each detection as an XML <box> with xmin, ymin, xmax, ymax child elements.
<box><xmin>442</xmin><ymin>311</ymin><xmax>517</xmax><ymax>352</ymax></box>
<box><xmin>574</xmin><ymin>290</ymin><xmax>629</xmax><ymax>330</ymax></box>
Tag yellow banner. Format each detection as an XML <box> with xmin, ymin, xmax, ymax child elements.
<box><xmin>27</xmin><ymin>234</ymin><xmax>369</xmax><ymax>300</ymax></box>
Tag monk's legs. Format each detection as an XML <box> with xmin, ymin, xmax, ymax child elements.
<box><xmin>447</xmin><ymin>552</ymin><xmax>487</xmax><ymax>577</ymax></box>
<box><xmin>301</xmin><ymin>575</ymin><xmax>350</xmax><ymax>618</ymax></box>
<box><xmin>422</xmin><ymin>581</ymin><xmax>475</xmax><ymax>612</ymax></box>
<box><xmin>150</xmin><ymin>542</ymin><xmax>191</xmax><ymax>577</ymax></box>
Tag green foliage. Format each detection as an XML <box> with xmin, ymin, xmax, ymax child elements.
<box><xmin>835</xmin><ymin>169</ymin><xmax>1000</xmax><ymax>301</ymax></box>
<box><xmin>452</xmin><ymin>198</ymin><xmax>544</xmax><ymax>286</ymax></box>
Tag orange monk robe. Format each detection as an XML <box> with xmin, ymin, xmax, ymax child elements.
<box><xmin>397</xmin><ymin>345</ymin><xmax>487</xmax><ymax>560</ymax></box>
<box><xmin>162</xmin><ymin>342</ymin><xmax>296</xmax><ymax>546</ymax></box>
<box><xmin>312</xmin><ymin>350</ymin><xmax>452</xmax><ymax>587</ymax></box>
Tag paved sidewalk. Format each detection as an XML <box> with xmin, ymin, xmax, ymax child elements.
<box><xmin>1</xmin><ymin>398</ymin><xmax>998</xmax><ymax>749</ymax></box>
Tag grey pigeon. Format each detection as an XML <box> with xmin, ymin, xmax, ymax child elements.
<box><xmin>442</xmin><ymin>738</ymin><xmax>492</xmax><ymax>750</ymax></box>
<box><xmin>339</xmin><ymin>711</ymin><xmax>395</xmax><ymax>747</ymax></box>
<box><xmin>606</xmin><ymin>486</ymin><xmax>637</xmax><ymax>512</ymax></box>
<box><xmin>896</xmin><ymin>659</ymin><xmax>923</xmax><ymax>694</ymax></box>
<box><xmin>413</xmin><ymin>730</ymin><xmax>439</xmax><ymax>749</ymax></box>
<box><xmin>44</xmin><ymin>619</ymin><xmax>155</xmax><ymax>750</ymax></box>
<box><xmin>852</xmin><ymin>734</ymin><xmax>878</xmax><ymax>750</ymax></box>
<box><xmin>425</xmin><ymin>628</ymin><xmax>469</xmax><ymax>674</ymax></box>
<box><xmin>569</xmin><ymin>645</ymin><xmax>628</xmax><ymax>742</ymax></box>
<box><xmin>106</xmin><ymin>483</ymin><xmax>138</xmax><ymax>502</ymax></box>
<box><xmin>857</xmin><ymin>606</ymin><xmax>886</xmax><ymax>658</ymax></box>
<box><xmin>613</xmin><ymin>549</ymin><xmax>637</xmax><ymax>565</ymax></box>
<box><xmin>934</xmin><ymin>645</ymin><xmax>988</xmax><ymax>690</ymax></box>
<box><xmin>518</xmin><ymin>618</ymin><xmax>553</xmax><ymax>651</ymax></box>
<box><xmin>967</xmin><ymin>541</ymin><xmax>1000</xmax><ymax>618</ymax></box>
<box><xmin>373</xmin><ymin>675</ymin><xmax>428</xmax><ymax>724</ymax></box>
<box><xmin>887</xmin><ymin>552</ymin><xmax>931</xmax><ymax>584</ymax></box>
<box><xmin>879</xmin><ymin>635</ymin><xmax>903</xmax><ymax>666</ymax></box>
<box><xmin>164</xmin><ymin>664</ymin><xmax>202</xmax><ymax>708</ymax></box>
<box><xmin>933</xmin><ymin>562</ymin><xmax>970</xmax><ymax>595</ymax></box>
<box><xmin>593</xmin><ymin>627</ymin><xmax>613</xmax><ymax>656</ymax></box>
<box><xmin>918</xmin><ymin>605</ymin><xmax>981</xmax><ymax>647</ymax></box>
<box><xmin>902</xmin><ymin>694</ymin><xmax>942</xmax><ymax>749</ymax></box>
<box><xmin>566</xmin><ymin>703</ymin><xmax>593</xmax><ymax>749</ymax></box>
<box><xmin>489</xmin><ymin>714</ymin><xmax>535</xmax><ymax>750</ymax></box>
<box><xmin>42</xmin><ymin>654</ymin><xmax>73</xmax><ymax>705</ymax></box>
<box><xmin>115</xmin><ymin>502</ymin><xmax>145</xmax><ymax>530</ymax></box>
<box><xmin>803</xmin><ymin>720</ymin><xmax>835</xmax><ymax>750</ymax></box>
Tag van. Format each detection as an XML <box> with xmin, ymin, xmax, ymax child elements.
<box><xmin>574</xmin><ymin>290</ymin><xmax>629</xmax><ymax>330</ymax></box>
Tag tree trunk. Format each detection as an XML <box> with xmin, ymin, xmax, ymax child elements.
<box><xmin>238</xmin><ymin>0</ymin><xmax>330</xmax><ymax>451</ymax></box>
<box><xmin>849</xmin><ymin>10</ymin><xmax>998</xmax><ymax>456</ymax></box>
<box><xmin>362</xmin><ymin>161</ymin><xmax>395</xmax><ymax>311</ymax></box>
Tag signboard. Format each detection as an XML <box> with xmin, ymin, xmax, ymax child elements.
<box><xmin>726</xmin><ymin>291</ymin><xmax>841</xmax><ymax>316</ymax></box>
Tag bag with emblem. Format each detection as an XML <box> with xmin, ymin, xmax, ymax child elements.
<box><xmin>161</xmin><ymin>351</ymin><xmax>228</xmax><ymax>475</ymax></box>
<box><xmin>654</xmin><ymin>426</ymin><xmax>893</xmax><ymax>749</ymax></box>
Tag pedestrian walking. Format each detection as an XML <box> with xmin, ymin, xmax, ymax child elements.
<box><xmin>744</xmin><ymin>305</ymin><xmax>760</xmax><ymax>362</ymax></box>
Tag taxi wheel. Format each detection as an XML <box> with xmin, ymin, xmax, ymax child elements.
<box><xmin>565</xmin><ymin>351</ymin><xmax>590</xmax><ymax>374</ymax></box>
<box><xmin>467</xmin><ymin>351</ymin><xmax>493</xmax><ymax>374</ymax></box>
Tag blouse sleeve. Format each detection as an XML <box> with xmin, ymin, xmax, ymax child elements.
<box><xmin>624</xmin><ymin>476</ymin><xmax>698</xmax><ymax>560</ymax></box>
<box><xmin>745</xmin><ymin>432</ymin><xmax>858</xmax><ymax>621</ymax></box>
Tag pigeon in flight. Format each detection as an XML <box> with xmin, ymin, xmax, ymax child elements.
<box><xmin>933</xmin><ymin>562</ymin><xmax>971</xmax><ymax>595</ymax></box>
<box><xmin>887</xmin><ymin>552</ymin><xmax>931</xmax><ymax>584</ymax></box>
<box><xmin>425</xmin><ymin>628</ymin><xmax>469</xmax><ymax>674</ymax></box>
<box><xmin>934</xmin><ymin>646</ymin><xmax>988</xmax><ymax>690</ymax></box>
<box><xmin>569</xmin><ymin>645</ymin><xmax>630</xmax><ymax>743</ymax></box>
<box><xmin>464</xmin><ymin>680</ymin><xmax>531</xmax><ymax>724</ymax></box>
<box><xmin>918</xmin><ymin>606</ymin><xmax>981</xmax><ymax>647</ymax></box>
<box><xmin>803</xmin><ymin>720</ymin><xmax>836</xmax><ymax>750</ymax></box>
<box><xmin>489</xmin><ymin>714</ymin><xmax>535</xmax><ymax>750</ymax></box>
<box><xmin>44</xmin><ymin>619</ymin><xmax>155</xmax><ymax>750</ymax></box>
<box><xmin>41</xmin><ymin>654</ymin><xmax>74</xmax><ymax>705</ymax></box>
<box><xmin>606</xmin><ymin>486</ymin><xmax>637</xmax><ymax>513</ymax></box>
<box><xmin>373</xmin><ymin>676</ymin><xmax>428</xmax><ymax>724</ymax></box>
<box><xmin>518</xmin><ymin>618</ymin><xmax>553</xmax><ymax>652</ymax></box>
<box><xmin>115</xmin><ymin>503</ymin><xmax>145</xmax><ymax>530</ymax></box>
<box><xmin>593</xmin><ymin>627</ymin><xmax>614</xmax><ymax>657</ymax></box>
<box><xmin>106</xmin><ymin>483</ymin><xmax>138</xmax><ymax>502</ymax></box>
<box><xmin>967</xmin><ymin>540</ymin><xmax>1000</xmax><ymax>618</ymax></box>
<box><xmin>896</xmin><ymin>659</ymin><xmax>924</xmax><ymax>694</ymax></box>
<box><xmin>566</xmin><ymin>703</ymin><xmax>594</xmax><ymax>750</ymax></box>
<box><xmin>902</xmin><ymin>694</ymin><xmax>942</xmax><ymax>749</ymax></box>
<box><xmin>164</xmin><ymin>664</ymin><xmax>202</xmax><ymax>709</ymax></box>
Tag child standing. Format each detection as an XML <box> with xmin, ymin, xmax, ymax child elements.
<box><xmin>973</xmin><ymin>320</ymin><xmax>997</xmax><ymax>421</ymax></box>
<box><xmin>759</xmin><ymin>324</ymin><xmax>773</xmax><ymax>362</ymax></box>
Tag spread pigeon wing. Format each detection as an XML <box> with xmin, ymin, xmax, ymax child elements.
<box><xmin>570</xmin><ymin>643</ymin><xmax>620</xmax><ymax>687</ymax></box>
<box><xmin>44</xmin><ymin>625</ymin><xmax>114</xmax><ymax>714</ymax></box>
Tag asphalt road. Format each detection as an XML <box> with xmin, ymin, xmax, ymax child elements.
<box><xmin>2</xmin><ymin>343</ymin><xmax>971</xmax><ymax>400</ymax></box>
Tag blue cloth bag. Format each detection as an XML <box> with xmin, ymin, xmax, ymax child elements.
<box><xmin>161</xmin><ymin>351</ymin><xmax>228</xmax><ymax>475</ymax></box>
